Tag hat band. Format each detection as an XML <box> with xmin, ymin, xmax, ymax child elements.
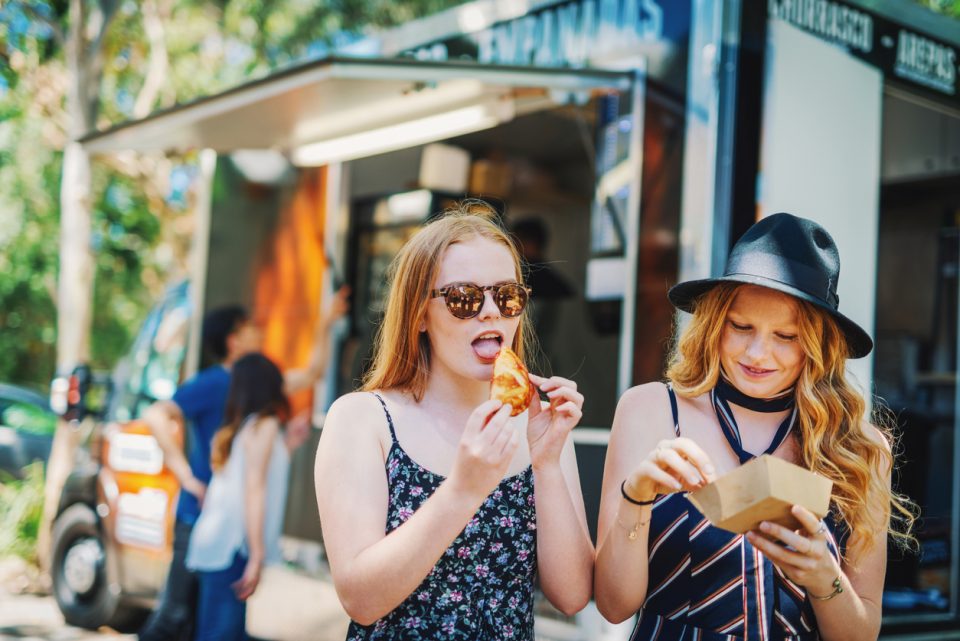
<box><xmin>725</xmin><ymin>252</ymin><xmax>839</xmax><ymax>309</ymax></box>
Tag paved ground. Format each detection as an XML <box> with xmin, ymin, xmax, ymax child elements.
<box><xmin>0</xmin><ymin>558</ymin><xmax>350</xmax><ymax>641</ymax></box>
<box><xmin>0</xmin><ymin>591</ymin><xmax>132</xmax><ymax>641</ymax></box>
<box><xmin>0</xmin><ymin>556</ymin><xmax>629</xmax><ymax>641</ymax></box>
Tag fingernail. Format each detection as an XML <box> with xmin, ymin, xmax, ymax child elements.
<box><xmin>759</xmin><ymin>522</ymin><xmax>770</xmax><ymax>532</ymax></box>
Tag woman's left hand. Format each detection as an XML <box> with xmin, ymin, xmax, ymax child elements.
<box><xmin>526</xmin><ymin>373</ymin><xmax>583</xmax><ymax>470</ymax></box>
<box><xmin>746</xmin><ymin>505</ymin><xmax>841</xmax><ymax>596</ymax></box>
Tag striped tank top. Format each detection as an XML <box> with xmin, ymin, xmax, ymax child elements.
<box><xmin>629</xmin><ymin>386</ymin><xmax>846</xmax><ymax>641</ymax></box>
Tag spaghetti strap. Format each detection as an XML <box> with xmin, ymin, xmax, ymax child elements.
<box><xmin>370</xmin><ymin>392</ymin><xmax>399</xmax><ymax>443</ymax></box>
<box><xmin>665</xmin><ymin>383</ymin><xmax>680</xmax><ymax>436</ymax></box>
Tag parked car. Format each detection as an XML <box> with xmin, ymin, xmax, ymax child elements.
<box><xmin>48</xmin><ymin>282</ymin><xmax>190</xmax><ymax>632</ymax></box>
<box><xmin>0</xmin><ymin>383</ymin><xmax>57</xmax><ymax>479</ymax></box>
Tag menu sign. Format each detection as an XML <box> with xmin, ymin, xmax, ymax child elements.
<box><xmin>769</xmin><ymin>0</ymin><xmax>958</xmax><ymax>101</ymax></box>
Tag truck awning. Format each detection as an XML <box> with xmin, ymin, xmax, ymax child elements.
<box><xmin>80</xmin><ymin>57</ymin><xmax>633</xmax><ymax>163</ymax></box>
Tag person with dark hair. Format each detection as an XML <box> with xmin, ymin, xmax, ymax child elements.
<box><xmin>138</xmin><ymin>290</ymin><xmax>348</xmax><ymax>641</ymax></box>
<box><xmin>187</xmin><ymin>353</ymin><xmax>307</xmax><ymax>641</ymax></box>
<box><xmin>200</xmin><ymin>305</ymin><xmax>251</xmax><ymax>364</ymax></box>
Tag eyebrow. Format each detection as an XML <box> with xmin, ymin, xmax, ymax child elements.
<box><xmin>436</xmin><ymin>279</ymin><xmax>518</xmax><ymax>289</ymax></box>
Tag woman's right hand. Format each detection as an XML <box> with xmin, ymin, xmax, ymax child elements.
<box><xmin>623</xmin><ymin>437</ymin><xmax>717</xmax><ymax>503</ymax></box>
<box><xmin>447</xmin><ymin>400</ymin><xmax>519</xmax><ymax>500</ymax></box>
<box><xmin>232</xmin><ymin>557</ymin><xmax>262</xmax><ymax>601</ymax></box>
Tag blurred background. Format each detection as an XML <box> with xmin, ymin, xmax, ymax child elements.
<box><xmin>1</xmin><ymin>1</ymin><xmax>958</xmax><ymax>639</ymax></box>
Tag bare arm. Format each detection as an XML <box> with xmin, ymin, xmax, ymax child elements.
<box><xmin>142</xmin><ymin>401</ymin><xmax>205</xmax><ymax>501</ymax></box>
<box><xmin>233</xmin><ymin>415</ymin><xmax>279</xmax><ymax>601</ymax></box>
<box><xmin>534</xmin><ymin>437</ymin><xmax>594</xmax><ymax>614</ymax></box>
<box><xmin>594</xmin><ymin>383</ymin><xmax>716</xmax><ymax>622</ymax></box>
<box><xmin>283</xmin><ymin>287</ymin><xmax>350</xmax><ymax>395</ymax></box>
<box><xmin>527</xmin><ymin>375</ymin><xmax>593</xmax><ymax>615</ymax></box>
<box><xmin>315</xmin><ymin>393</ymin><xmax>519</xmax><ymax>626</ymax></box>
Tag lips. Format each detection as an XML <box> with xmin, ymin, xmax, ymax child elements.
<box><xmin>739</xmin><ymin>362</ymin><xmax>776</xmax><ymax>377</ymax></box>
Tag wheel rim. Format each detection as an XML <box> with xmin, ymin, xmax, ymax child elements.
<box><xmin>62</xmin><ymin>537</ymin><xmax>103</xmax><ymax>597</ymax></box>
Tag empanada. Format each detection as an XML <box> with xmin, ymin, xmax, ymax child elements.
<box><xmin>490</xmin><ymin>347</ymin><xmax>535</xmax><ymax>416</ymax></box>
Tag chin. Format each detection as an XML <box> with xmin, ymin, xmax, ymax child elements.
<box><xmin>475</xmin><ymin>364</ymin><xmax>496</xmax><ymax>380</ymax></box>
<box><xmin>736</xmin><ymin>377</ymin><xmax>785</xmax><ymax>398</ymax></box>
<box><xmin>456</xmin><ymin>361</ymin><xmax>494</xmax><ymax>382</ymax></box>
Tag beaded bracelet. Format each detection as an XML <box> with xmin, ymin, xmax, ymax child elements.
<box><xmin>620</xmin><ymin>480</ymin><xmax>658</xmax><ymax>506</ymax></box>
<box><xmin>809</xmin><ymin>576</ymin><xmax>844</xmax><ymax>601</ymax></box>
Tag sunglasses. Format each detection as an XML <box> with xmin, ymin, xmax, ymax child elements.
<box><xmin>430</xmin><ymin>282</ymin><xmax>532</xmax><ymax>319</ymax></box>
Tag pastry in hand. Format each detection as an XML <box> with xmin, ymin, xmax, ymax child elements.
<box><xmin>490</xmin><ymin>347</ymin><xmax>536</xmax><ymax>416</ymax></box>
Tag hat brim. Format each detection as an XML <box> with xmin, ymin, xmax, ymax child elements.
<box><xmin>668</xmin><ymin>275</ymin><xmax>873</xmax><ymax>359</ymax></box>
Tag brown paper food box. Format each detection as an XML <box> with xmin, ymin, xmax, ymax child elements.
<box><xmin>686</xmin><ymin>454</ymin><xmax>833</xmax><ymax>534</ymax></box>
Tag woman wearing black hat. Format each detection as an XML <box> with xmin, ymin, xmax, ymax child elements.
<box><xmin>594</xmin><ymin>213</ymin><xmax>915</xmax><ymax>640</ymax></box>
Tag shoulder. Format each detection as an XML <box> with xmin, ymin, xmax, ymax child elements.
<box><xmin>175</xmin><ymin>366</ymin><xmax>227</xmax><ymax>396</ymax></box>
<box><xmin>860</xmin><ymin>419</ymin><xmax>890</xmax><ymax>450</ymax></box>
<box><xmin>326</xmin><ymin>391</ymin><xmax>390</xmax><ymax>422</ymax></box>
<box><xmin>196</xmin><ymin>365</ymin><xmax>230</xmax><ymax>385</ymax></box>
<box><xmin>322</xmin><ymin>391</ymin><xmax>393</xmax><ymax>443</ymax></box>
<box><xmin>616</xmin><ymin>381</ymin><xmax>672</xmax><ymax>413</ymax></box>
<box><xmin>315</xmin><ymin>392</ymin><xmax>394</xmax><ymax>478</ymax></box>
<box><xmin>612</xmin><ymin>381</ymin><xmax>676</xmax><ymax>439</ymax></box>
<box><xmin>861</xmin><ymin>418</ymin><xmax>893</xmax><ymax>477</ymax></box>
<box><xmin>244</xmin><ymin>415</ymin><xmax>281</xmax><ymax>449</ymax></box>
<box><xmin>251</xmin><ymin>414</ymin><xmax>281</xmax><ymax>434</ymax></box>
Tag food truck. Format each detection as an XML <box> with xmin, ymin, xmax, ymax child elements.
<box><xmin>52</xmin><ymin>1</ymin><xmax>960</xmax><ymax>637</ymax></box>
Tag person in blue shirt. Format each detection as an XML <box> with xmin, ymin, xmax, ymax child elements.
<box><xmin>138</xmin><ymin>290</ymin><xmax>348</xmax><ymax>641</ymax></box>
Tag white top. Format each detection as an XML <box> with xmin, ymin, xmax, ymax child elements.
<box><xmin>186</xmin><ymin>415</ymin><xmax>290</xmax><ymax>572</ymax></box>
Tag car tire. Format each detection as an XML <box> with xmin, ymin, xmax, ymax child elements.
<box><xmin>51</xmin><ymin>503</ymin><xmax>147</xmax><ymax>632</ymax></box>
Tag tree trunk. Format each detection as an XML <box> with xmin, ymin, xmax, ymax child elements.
<box><xmin>39</xmin><ymin>0</ymin><xmax>101</xmax><ymax>573</ymax></box>
<box><xmin>38</xmin><ymin>144</ymin><xmax>97</xmax><ymax>572</ymax></box>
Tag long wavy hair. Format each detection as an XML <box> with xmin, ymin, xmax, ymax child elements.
<box><xmin>361</xmin><ymin>201</ymin><xmax>533</xmax><ymax>401</ymax></box>
<box><xmin>211</xmin><ymin>352</ymin><xmax>290</xmax><ymax>471</ymax></box>
<box><xmin>667</xmin><ymin>282</ymin><xmax>916</xmax><ymax>553</ymax></box>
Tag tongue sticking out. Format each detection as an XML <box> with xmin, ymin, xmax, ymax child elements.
<box><xmin>472</xmin><ymin>337</ymin><xmax>501</xmax><ymax>360</ymax></box>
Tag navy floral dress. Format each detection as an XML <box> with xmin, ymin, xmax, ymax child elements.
<box><xmin>345</xmin><ymin>394</ymin><xmax>537</xmax><ymax>640</ymax></box>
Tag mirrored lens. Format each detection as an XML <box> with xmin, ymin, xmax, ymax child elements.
<box><xmin>495</xmin><ymin>284</ymin><xmax>528</xmax><ymax>317</ymax></box>
<box><xmin>445</xmin><ymin>284</ymin><xmax>484</xmax><ymax>319</ymax></box>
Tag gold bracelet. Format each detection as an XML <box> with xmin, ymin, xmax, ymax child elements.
<box><xmin>616</xmin><ymin>514</ymin><xmax>651</xmax><ymax>541</ymax></box>
<box><xmin>809</xmin><ymin>576</ymin><xmax>844</xmax><ymax>601</ymax></box>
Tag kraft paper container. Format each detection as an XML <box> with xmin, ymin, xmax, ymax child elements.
<box><xmin>686</xmin><ymin>454</ymin><xmax>833</xmax><ymax>534</ymax></box>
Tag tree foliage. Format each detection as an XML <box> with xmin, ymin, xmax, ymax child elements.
<box><xmin>912</xmin><ymin>0</ymin><xmax>960</xmax><ymax>18</ymax></box>
<box><xmin>0</xmin><ymin>0</ymin><xmax>463</xmax><ymax>389</ymax></box>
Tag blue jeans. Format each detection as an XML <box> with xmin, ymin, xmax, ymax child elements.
<box><xmin>194</xmin><ymin>552</ymin><xmax>248</xmax><ymax>641</ymax></box>
<box><xmin>139</xmin><ymin>519</ymin><xmax>196</xmax><ymax>641</ymax></box>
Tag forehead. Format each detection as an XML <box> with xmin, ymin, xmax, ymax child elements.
<box><xmin>727</xmin><ymin>285</ymin><xmax>800</xmax><ymax>325</ymax></box>
<box><xmin>435</xmin><ymin>236</ymin><xmax>517</xmax><ymax>286</ymax></box>
<box><xmin>236</xmin><ymin>319</ymin><xmax>261</xmax><ymax>332</ymax></box>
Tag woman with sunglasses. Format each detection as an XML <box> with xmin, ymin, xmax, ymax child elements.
<box><xmin>593</xmin><ymin>214</ymin><xmax>915</xmax><ymax>640</ymax></box>
<box><xmin>315</xmin><ymin>202</ymin><xmax>593</xmax><ymax>640</ymax></box>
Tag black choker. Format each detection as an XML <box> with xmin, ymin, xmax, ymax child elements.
<box><xmin>714</xmin><ymin>375</ymin><xmax>794</xmax><ymax>413</ymax></box>
<box><xmin>713</xmin><ymin>375</ymin><xmax>797</xmax><ymax>464</ymax></box>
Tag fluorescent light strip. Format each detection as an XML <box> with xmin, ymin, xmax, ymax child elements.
<box><xmin>292</xmin><ymin>101</ymin><xmax>514</xmax><ymax>166</ymax></box>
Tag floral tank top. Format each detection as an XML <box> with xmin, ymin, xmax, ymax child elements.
<box><xmin>345</xmin><ymin>393</ymin><xmax>538</xmax><ymax>641</ymax></box>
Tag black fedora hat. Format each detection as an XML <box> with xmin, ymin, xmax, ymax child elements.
<box><xmin>668</xmin><ymin>213</ymin><xmax>873</xmax><ymax>358</ymax></box>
